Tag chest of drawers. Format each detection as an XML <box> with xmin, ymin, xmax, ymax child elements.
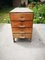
<box><xmin>9</xmin><ymin>8</ymin><xmax>34</xmax><ymax>42</ymax></box>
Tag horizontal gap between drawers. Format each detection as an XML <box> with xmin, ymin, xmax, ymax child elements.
<box><xmin>11</xmin><ymin>20</ymin><xmax>33</xmax><ymax>21</ymax></box>
<box><xmin>13</xmin><ymin>33</ymin><xmax>32</xmax><ymax>34</ymax></box>
<box><xmin>12</xmin><ymin>27</ymin><xmax>32</xmax><ymax>28</ymax></box>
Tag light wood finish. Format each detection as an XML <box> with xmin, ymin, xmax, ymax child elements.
<box><xmin>9</xmin><ymin>8</ymin><xmax>34</xmax><ymax>41</ymax></box>
<box><xmin>13</xmin><ymin>34</ymin><xmax>32</xmax><ymax>38</ymax></box>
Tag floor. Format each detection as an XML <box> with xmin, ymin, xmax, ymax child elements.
<box><xmin>0</xmin><ymin>24</ymin><xmax>45</xmax><ymax>60</ymax></box>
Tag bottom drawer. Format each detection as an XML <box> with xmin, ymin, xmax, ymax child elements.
<box><xmin>13</xmin><ymin>33</ymin><xmax>32</xmax><ymax>38</ymax></box>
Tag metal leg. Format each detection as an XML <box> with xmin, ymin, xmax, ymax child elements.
<box><xmin>13</xmin><ymin>37</ymin><xmax>16</xmax><ymax>42</ymax></box>
<box><xmin>28</xmin><ymin>38</ymin><xmax>32</xmax><ymax>42</ymax></box>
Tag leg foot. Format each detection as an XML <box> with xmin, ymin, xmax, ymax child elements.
<box><xmin>28</xmin><ymin>38</ymin><xmax>32</xmax><ymax>42</ymax></box>
<box><xmin>13</xmin><ymin>38</ymin><xmax>16</xmax><ymax>42</ymax></box>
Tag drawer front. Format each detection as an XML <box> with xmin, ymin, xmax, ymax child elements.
<box><xmin>13</xmin><ymin>33</ymin><xmax>32</xmax><ymax>38</ymax></box>
<box><xmin>11</xmin><ymin>21</ymin><xmax>33</xmax><ymax>27</ymax></box>
<box><xmin>12</xmin><ymin>28</ymin><xmax>32</xmax><ymax>33</ymax></box>
<box><xmin>10</xmin><ymin>13</ymin><xmax>34</xmax><ymax>21</ymax></box>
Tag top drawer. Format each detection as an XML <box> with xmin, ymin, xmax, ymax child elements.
<box><xmin>10</xmin><ymin>13</ymin><xmax>34</xmax><ymax>21</ymax></box>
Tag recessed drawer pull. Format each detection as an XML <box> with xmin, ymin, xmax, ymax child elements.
<box><xmin>18</xmin><ymin>25</ymin><xmax>25</xmax><ymax>28</ymax></box>
<box><xmin>21</xmin><ymin>16</ymin><xmax>24</xmax><ymax>18</ymax></box>
<box><xmin>20</xmin><ymin>36</ymin><xmax>25</xmax><ymax>38</ymax></box>
<box><xmin>20</xmin><ymin>32</ymin><xmax>25</xmax><ymax>34</ymax></box>
<box><xmin>20</xmin><ymin>17</ymin><xmax>25</xmax><ymax>20</ymax></box>
<box><xmin>19</xmin><ymin>20</ymin><xmax>25</xmax><ymax>22</ymax></box>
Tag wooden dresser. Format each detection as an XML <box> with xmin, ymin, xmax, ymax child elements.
<box><xmin>9</xmin><ymin>8</ymin><xmax>34</xmax><ymax>42</ymax></box>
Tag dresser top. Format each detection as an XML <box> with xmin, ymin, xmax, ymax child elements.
<box><xmin>10</xmin><ymin>7</ymin><xmax>33</xmax><ymax>13</ymax></box>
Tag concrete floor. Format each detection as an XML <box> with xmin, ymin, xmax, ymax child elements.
<box><xmin>0</xmin><ymin>24</ymin><xmax>45</xmax><ymax>60</ymax></box>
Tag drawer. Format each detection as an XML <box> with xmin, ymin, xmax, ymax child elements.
<box><xmin>12</xmin><ymin>28</ymin><xmax>32</xmax><ymax>33</ymax></box>
<box><xmin>10</xmin><ymin>13</ymin><xmax>34</xmax><ymax>20</ymax></box>
<box><xmin>11</xmin><ymin>21</ymin><xmax>33</xmax><ymax>27</ymax></box>
<box><xmin>13</xmin><ymin>33</ymin><xmax>32</xmax><ymax>38</ymax></box>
